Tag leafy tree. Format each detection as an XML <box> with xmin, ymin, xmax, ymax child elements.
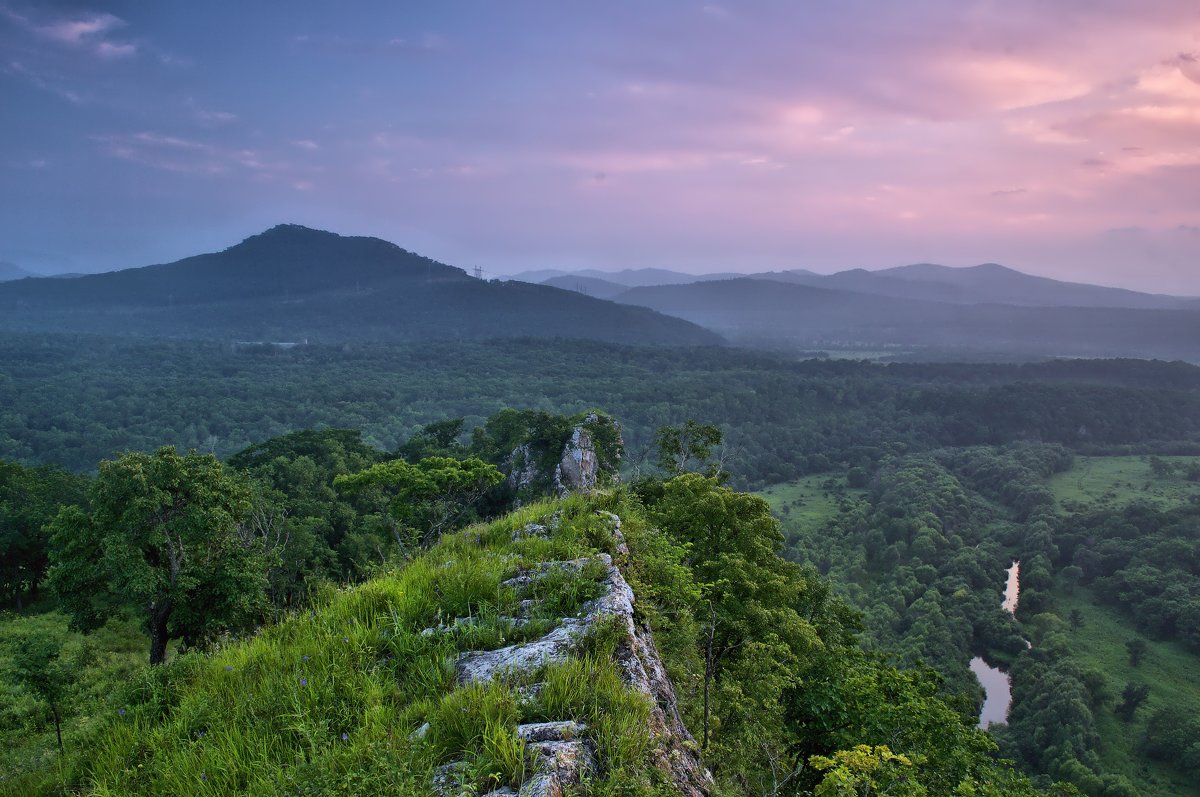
<box><xmin>11</xmin><ymin>627</ymin><xmax>78</xmax><ymax>753</ymax></box>
<box><xmin>397</xmin><ymin>418</ymin><xmax>467</xmax><ymax>461</ymax></box>
<box><xmin>334</xmin><ymin>456</ymin><xmax>502</xmax><ymax>550</ymax></box>
<box><xmin>1125</xmin><ymin>638</ymin><xmax>1147</xmax><ymax>667</ymax></box>
<box><xmin>229</xmin><ymin>429</ymin><xmax>385</xmax><ymax>604</ymax></box>
<box><xmin>1115</xmin><ymin>682</ymin><xmax>1150</xmax><ymax>722</ymax></box>
<box><xmin>46</xmin><ymin>447</ymin><xmax>265</xmax><ymax>665</ymax></box>
<box><xmin>655</xmin><ymin>420</ymin><xmax>724</xmax><ymax>477</ymax></box>
<box><xmin>811</xmin><ymin>745</ymin><xmax>926</xmax><ymax>797</ymax></box>
<box><xmin>0</xmin><ymin>461</ymin><xmax>87</xmax><ymax>609</ymax></box>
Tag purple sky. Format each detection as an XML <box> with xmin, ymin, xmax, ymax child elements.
<box><xmin>3</xmin><ymin>1</ymin><xmax>1199</xmax><ymax>292</ymax></box>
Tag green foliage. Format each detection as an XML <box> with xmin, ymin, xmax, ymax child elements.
<box><xmin>811</xmin><ymin>745</ymin><xmax>925</xmax><ymax>797</ymax></box>
<box><xmin>0</xmin><ymin>460</ymin><xmax>87</xmax><ymax>609</ymax></box>
<box><xmin>1115</xmin><ymin>682</ymin><xmax>1150</xmax><ymax>722</ymax></box>
<box><xmin>334</xmin><ymin>455</ymin><xmax>502</xmax><ymax>549</ymax></box>
<box><xmin>655</xmin><ymin>419</ymin><xmax>723</xmax><ymax>477</ymax></box>
<box><xmin>228</xmin><ymin>429</ymin><xmax>387</xmax><ymax>611</ymax></box>
<box><xmin>1126</xmin><ymin>639</ymin><xmax>1147</xmax><ymax>667</ymax></box>
<box><xmin>9</xmin><ymin>626</ymin><xmax>77</xmax><ymax>752</ymax></box>
<box><xmin>4</xmin><ymin>334</ymin><xmax>1199</xmax><ymax>490</ymax></box>
<box><xmin>0</xmin><ymin>611</ymin><xmax>146</xmax><ymax>797</ymax></box>
<box><xmin>45</xmin><ymin>447</ymin><xmax>266</xmax><ymax>665</ymax></box>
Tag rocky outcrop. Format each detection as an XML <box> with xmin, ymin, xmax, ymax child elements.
<box><xmin>501</xmin><ymin>413</ymin><xmax>622</xmax><ymax>501</ymax></box>
<box><xmin>553</xmin><ymin>425</ymin><xmax>599</xmax><ymax>496</ymax></box>
<box><xmin>440</xmin><ymin>512</ymin><xmax>712</xmax><ymax>797</ymax></box>
<box><xmin>504</xmin><ymin>443</ymin><xmax>540</xmax><ymax>494</ymax></box>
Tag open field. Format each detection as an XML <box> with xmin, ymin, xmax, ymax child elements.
<box><xmin>1047</xmin><ymin>455</ymin><xmax>1200</xmax><ymax>510</ymax></box>
<box><xmin>757</xmin><ymin>474</ymin><xmax>864</xmax><ymax>544</ymax></box>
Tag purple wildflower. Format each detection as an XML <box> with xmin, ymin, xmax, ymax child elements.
<box><xmin>225</xmin><ymin>666</ymin><xmax>233</xmax><ymax>671</ymax></box>
<box><xmin>341</xmin><ymin>732</ymin><xmax>349</xmax><ymax>741</ymax></box>
<box><xmin>300</xmin><ymin>677</ymin><xmax>307</xmax><ymax>686</ymax></box>
<box><xmin>118</xmin><ymin>708</ymin><xmax>125</xmax><ymax>716</ymax></box>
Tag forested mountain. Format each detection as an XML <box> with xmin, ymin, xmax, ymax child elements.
<box><xmin>0</xmin><ymin>225</ymin><xmax>720</xmax><ymax>346</ymax></box>
<box><xmin>616</xmin><ymin>278</ymin><xmax>1200</xmax><ymax>360</ymax></box>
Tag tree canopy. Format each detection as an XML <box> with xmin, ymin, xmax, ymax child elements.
<box><xmin>46</xmin><ymin>447</ymin><xmax>265</xmax><ymax>665</ymax></box>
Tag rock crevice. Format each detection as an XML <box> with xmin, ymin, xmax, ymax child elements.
<box><xmin>434</xmin><ymin>511</ymin><xmax>712</xmax><ymax>796</ymax></box>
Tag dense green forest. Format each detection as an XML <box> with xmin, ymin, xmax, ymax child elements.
<box><xmin>765</xmin><ymin>451</ymin><xmax>1200</xmax><ymax>796</ymax></box>
<box><xmin>3</xmin><ymin>333</ymin><xmax>1199</xmax><ymax>486</ymax></box>
<box><xmin>4</xmin><ymin>333</ymin><xmax>1200</xmax><ymax>794</ymax></box>
<box><xmin>0</xmin><ymin>411</ymin><xmax>1075</xmax><ymax>796</ymax></box>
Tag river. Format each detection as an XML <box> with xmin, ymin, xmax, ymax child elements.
<box><xmin>969</xmin><ymin>560</ymin><xmax>1019</xmax><ymax>729</ymax></box>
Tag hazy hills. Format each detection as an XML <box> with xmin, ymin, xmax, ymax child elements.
<box><xmin>0</xmin><ymin>261</ymin><xmax>32</xmax><ymax>282</ymax></box>
<box><xmin>0</xmin><ymin>225</ymin><xmax>721</xmax><ymax>346</ymax></box>
<box><xmin>5</xmin><ymin>225</ymin><xmax>1196</xmax><ymax>359</ymax></box>
<box><xmin>525</xmin><ymin>262</ymin><xmax>1191</xmax><ymax>310</ymax></box>
<box><xmin>617</xmin><ymin>278</ymin><xmax>1200</xmax><ymax>360</ymax></box>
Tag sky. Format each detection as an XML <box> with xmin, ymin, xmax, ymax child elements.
<box><xmin>2</xmin><ymin>2</ymin><xmax>1199</xmax><ymax>293</ymax></box>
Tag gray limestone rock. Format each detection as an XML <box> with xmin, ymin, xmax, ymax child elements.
<box><xmin>516</xmin><ymin>721</ymin><xmax>587</xmax><ymax>743</ymax></box>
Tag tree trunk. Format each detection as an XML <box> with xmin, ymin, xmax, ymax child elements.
<box><xmin>148</xmin><ymin>603</ymin><xmax>172</xmax><ymax>666</ymax></box>
<box><xmin>702</xmin><ymin>604</ymin><xmax>716</xmax><ymax>751</ymax></box>
<box><xmin>51</xmin><ymin>703</ymin><xmax>63</xmax><ymax>753</ymax></box>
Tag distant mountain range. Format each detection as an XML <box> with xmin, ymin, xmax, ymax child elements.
<box><xmin>0</xmin><ymin>225</ymin><xmax>720</xmax><ymax>346</ymax></box>
<box><xmin>0</xmin><ymin>261</ymin><xmax>32</xmax><ymax>282</ymax></box>
<box><xmin>5</xmin><ymin>226</ymin><xmax>1197</xmax><ymax>360</ymax></box>
<box><xmin>517</xmin><ymin>262</ymin><xmax>1191</xmax><ymax>310</ymax></box>
<box><xmin>616</xmin><ymin>278</ymin><xmax>1200</xmax><ymax>360</ymax></box>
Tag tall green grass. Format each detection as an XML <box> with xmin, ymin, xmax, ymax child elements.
<box><xmin>26</xmin><ymin>494</ymin><xmax>677</xmax><ymax>796</ymax></box>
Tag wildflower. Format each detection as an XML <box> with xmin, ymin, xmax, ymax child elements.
<box><xmin>300</xmin><ymin>678</ymin><xmax>307</xmax><ymax>686</ymax></box>
<box><xmin>225</xmin><ymin>666</ymin><xmax>233</xmax><ymax>671</ymax></box>
<box><xmin>302</xmin><ymin>655</ymin><xmax>309</xmax><ymax>661</ymax></box>
<box><xmin>341</xmin><ymin>732</ymin><xmax>349</xmax><ymax>741</ymax></box>
<box><xmin>118</xmin><ymin>708</ymin><xmax>126</xmax><ymax>716</ymax></box>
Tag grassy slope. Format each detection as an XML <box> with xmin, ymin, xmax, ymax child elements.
<box><xmin>0</xmin><ymin>612</ymin><xmax>148</xmax><ymax>796</ymax></box>
<box><xmin>1041</xmin><ymin>455</ymin><xmax>1200</xmax><ymax>795</ymax></box>
<box><xmin>5</xmin><ymin>496</ymin><xmax>676</xmax><ymax>797</ymax></box>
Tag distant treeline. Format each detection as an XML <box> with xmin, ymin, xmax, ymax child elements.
<box><xmin>2</xmin><ymin>333</ymin><xmax>1199</xmax><ymax>488</ymax></box>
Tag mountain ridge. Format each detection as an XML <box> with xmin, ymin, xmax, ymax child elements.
<box><xmin>0</xmin><ymin>225</ymin><xmax>721</xmax><ymax>347</ymax></box>
<box><xmin>521</xmin><ymin>261</ymin><xmax>1191</xmax><ymax>310</ymax></box>
<box><xmin>615</xmin><ymin>277</ymin><xmax>1200</xmax><ymax>360</ymax></box>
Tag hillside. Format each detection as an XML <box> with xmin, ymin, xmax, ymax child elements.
<box><xmin>0</xmin><ymin>226</ymin><xmax>720</xmax><ymax>347</ymax></box>
<box><xmin>541</xmin><ymin>274</ymin><xmax>629</xmax><ymax>299</ymax></box>
<box><xmin>615</xmin><ymin>278</ymin><xmax>1200</xmax><ymax>360</ymax></box>
<box><xmin>876</xmin><ymin>262</ymin><xmax>1189</xmax><ymax>309</ymax></box>
<box><xmin>5</xmin><ymin>468</ymin><xmax>1060</xmax><ymax>796</ymax></box>
<box><xmin>517</xmin><ymin>262</ymin><xmax>1189</xmax><ymax>310</ymax></box>
<box><xmin>0</xmin><ymin>261</ymin><xmax>31</xmax><ymax>282</ymax></box>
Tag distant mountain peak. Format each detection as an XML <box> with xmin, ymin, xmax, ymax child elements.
<box><xmin>235</xmin><ymin>223</ymin><xmax>367</xmax><ymax>248</ymax></box>
<box><xmin>968</xmin><ymin>262</ymin><xmax>1019</xmax><ymax>273</ymax></box>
